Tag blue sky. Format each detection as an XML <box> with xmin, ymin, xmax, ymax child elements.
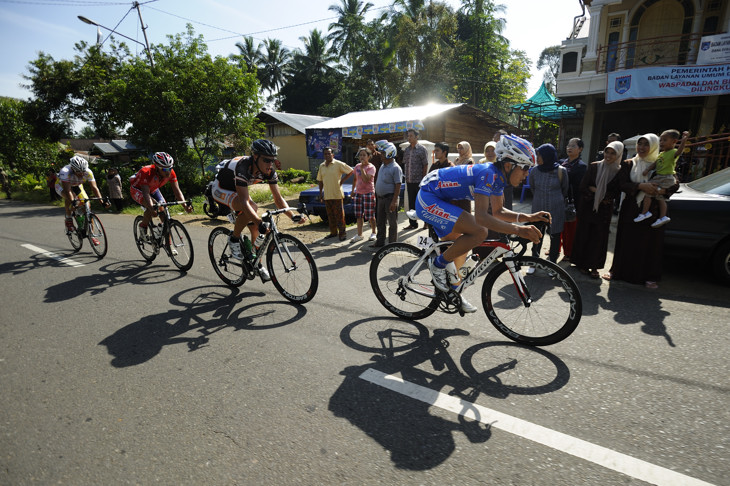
<box><xmin>0</xmin><ymin>0</ymin><xmax>586</xmax><ymax>102</ymax></box>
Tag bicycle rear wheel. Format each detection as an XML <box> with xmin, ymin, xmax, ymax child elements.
<box><xmin>67</xmin><ymin>217</ymin><xmax>83</xmax><ymax>252</ymax></box>
<box><xmin>208</xmin><ymin>227</ymin><xmax>246</xmax><ymax>287</ymax></box>
<box><xmin>481</xmin><ymin>256</ymin><xmax>582</xmax><ymax>346</ymax></box>
<box><xmin>133</xmin><ymin>216</ymin><xmax>157</xmax><ymax>262</ymax></box>
<box><xmin>369</xmin><ymin>243</ymin><xmax>439</xmax><ymax>320</ymax></box>
<box><xmin>166</xmin><ymin>220</ymin><xmax>194</xmax><ymax>272</ymax></box>
<box><xmin>266</xmin><ymin>234</ymin><xmax>318</xmax><ymax>303</ymax></box>
<box><xmin>86</xmin><ymin>213</ymin><xmax>108</xmax><ymax>258</ymax></box>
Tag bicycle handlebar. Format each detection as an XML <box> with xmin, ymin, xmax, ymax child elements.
<box><xmin>261</xmin><ymin>207</ymin><xmax>304</xmax><ymax>222</ymax></box>
<box><xmin>153</xmin><ymin>200</ymin><xmax>192</xmax><ymax>208</ymax></box>
<box><xmin>73</xmin><ymin>196</ymin><xmax>109</xmax><ymax>207</ymax></box>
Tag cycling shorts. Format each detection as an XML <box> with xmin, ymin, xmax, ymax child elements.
<box><xmin>56</xmin><ymin>183</ymin><xmax>88</xmax><ymax>201</ymax></box>
<box><xmin>130</xmin><ymin>186</ymin><xmax>166</xmax><ymax>206</ymax></box>
<box><xmin>210</xmin><ymin>180</ymin><xmax>258</xmax><ymax>213</ymax></box>
<box><xmin>415</xmin><ymin>188</ymin><xmax>466</xmax><ymax>238</ymax></box>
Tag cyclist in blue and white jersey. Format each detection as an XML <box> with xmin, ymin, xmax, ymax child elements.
<box><xmin>415</xmin><ymin>134</ymin><xmax>551</xmax><ymax>313</ymax></box>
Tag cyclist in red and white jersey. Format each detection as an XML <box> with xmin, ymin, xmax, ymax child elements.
<box><xmin>130</xmin><ymin>152</ymin><xmax>192</xmax><ymax>235</ymax></box>
<box><xmin>56</xmin><ymin>155</ymin><xmax>109</xmax><ymax>233</ymax></box>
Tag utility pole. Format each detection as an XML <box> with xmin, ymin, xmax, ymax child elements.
<box><xmin>133</xmin><ymin>1</ymin><xmax>154</xmax><ymax>68</ymax></box>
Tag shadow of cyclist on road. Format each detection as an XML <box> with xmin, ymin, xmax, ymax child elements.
<box><xmin>329</xmin><ymin>318</ymin><xmax>570</xmax><ymax>470</ymax></box>
<box><xmin>43</xmin><ymin>260</ymin><xmax>185</xmax><ymax>303</ymax></box>
<box><xmin>99</xmin><ymin>285</ymin><xmax>308</xmax><ymax>367</ymax></box>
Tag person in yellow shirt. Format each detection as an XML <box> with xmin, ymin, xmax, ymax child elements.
<box><xmin>317</xmin><ymin>147</ymin><xmax>354</xmax><ymax>241</ymax></box>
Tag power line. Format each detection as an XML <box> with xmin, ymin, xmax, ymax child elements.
<box><xmin>0</xmin><ymin>0</ymin><xmax>130</xmax><ymax>5</ymax></box>
<box><xmin>144</xmin><ymin>2</ymin><xmax>392</xmax><ymax>47</ymax></box>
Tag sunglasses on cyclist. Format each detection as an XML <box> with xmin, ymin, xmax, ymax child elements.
<box><xmin>159</xmin><ymin>167</ymin><xmax>172</xmax><ymax>172</ymax></box>
<box><xmin>261</xmin><ymin>157</ymin><xmax>277</xmax><ymax>164</ymax></box>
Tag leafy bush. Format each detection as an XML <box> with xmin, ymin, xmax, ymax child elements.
<box><xmin>277</xmin><ymin>168</ymin><xmax>312</xmax><ymax>183</ymax></box>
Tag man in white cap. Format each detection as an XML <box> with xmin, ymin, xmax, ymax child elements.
<box><xmin>370</xmin><ymin>141</ymin><xmax>403</xmax><ymax>248</ymax></box>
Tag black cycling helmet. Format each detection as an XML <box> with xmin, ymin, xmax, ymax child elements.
<box><xmin>251</xmin><ymin>139</ymin><xmax>278</xmax><ymax>157</ymax></box>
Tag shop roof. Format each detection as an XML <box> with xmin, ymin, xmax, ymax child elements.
<box><xmin>306</xmin><ymin>103</ymin><xmax>462</xmax><ymax>131</ymax></box>
<box><xmin>306</xmin><ymin>103</ymin><xmax>514</xmax><ymax>139</ymax></box>
<box><xmin>259</xmin><ymin>112</ymin><xmax>331</xmax><ymax>134</ymax></box>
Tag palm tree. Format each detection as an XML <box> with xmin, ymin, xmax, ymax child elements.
<box><xmin>291</xmin><ymin>29</ymin><xmax>338</xmax><ymax>78</ymax></box>
<box><xmin>233</xmin><ymin>36</ymin><xmax>261</xmax><ymax>73</ymax></box>
<box><xmin>327</xmin><ymin>0</ymin><xmax>373</xmax><ymax>67</ymax></box>
<box><xmin>259</xmin><ymin>38</ymin><xmax>291</xmax><ymax>106</ymax></box>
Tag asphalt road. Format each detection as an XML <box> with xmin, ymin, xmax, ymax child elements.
<box><xmin>0</xmin><ymin>200</ymin><xmax>728</xmax><ymax>485</ymax></box>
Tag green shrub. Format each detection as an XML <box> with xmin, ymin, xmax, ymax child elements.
<box><xmin>277</xmin><ymin>168</ymin><xmax>312</xmax><ymax>183</ymax></box>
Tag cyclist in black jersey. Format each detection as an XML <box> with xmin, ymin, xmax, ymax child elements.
<box><xmin>210</xmin><ymin>139</ymin><xmax>305</xmax><ymax>262</ymax></box>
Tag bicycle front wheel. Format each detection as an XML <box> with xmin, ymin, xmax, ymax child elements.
<box><xmin>133</xmin><ymin>216</ymin><xmax>157</xmax><ymax>262</ymax></box>
<box><xmin>166</xmin><ymin>220</ymin><xmax>194</xmax><ymax>272</ymax></box>
<box><xmin>67</xmin><ymin>218</ymin><xmax>83</xmax><ymax>252</ymax></box>
<box><xmin>369</xmin><ymin>243</ymin><xmax>439</xmax><ymax>320</ymax></box>
<box><xmin>481</xmin><ymin>256</ymin><xmax>582</xmax><ymax>346</ymax></box>
<box><xmin>208</xmin><ymin>227</ymin><xmax>246</xmax><ymax>287</ymax></box>
<box><xmin>86</xmin><ymin>213</ymin><xmax>108</xmax><ymax>258</ymax></box>
<box><xmin>266</xmin><ymin>234</ymin><xmax>318</xmax><ymax>303</ymax></box>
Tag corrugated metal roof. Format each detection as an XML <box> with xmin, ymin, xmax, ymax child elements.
<box><xmin>260</xmin><ymin>112</ymin><xmax>332</xmax><ymax>134</ymax></box>
<box><xmin>306</xmin><ymin>103</ymin><xmax>463</xmax><ymax>130</ymax></box>
<box><xmin>111</xmin><ymin>140</ymin><xmax>138</xmax><ymax>150</ymax></box>
<box><xmin>92</xmin><ymin>143</ymin><xmax>121</xmax><ymax>155</ymax></box>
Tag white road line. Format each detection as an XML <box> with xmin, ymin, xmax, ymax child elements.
<box><xmin>360</xmin><ymin>368</ymin><xmax>715</xmax><ymax>486</ymax></box>
<box><xmin>21</xmin><ymin>244</ymin><xmax>85</xmax><ymax>267</ymax></box>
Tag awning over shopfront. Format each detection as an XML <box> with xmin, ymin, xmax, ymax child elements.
<box><xmin>510</xmin><ymin>83</ymin><xmax>579</xmax><ymax>121</ymax></box>
<box><xmin>306</xmin><ymin>103</ymin><xmax>463</xmax><ymax>139</ymax></box>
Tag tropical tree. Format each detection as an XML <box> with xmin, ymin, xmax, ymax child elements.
<box><xmin>258</xmin><ymin>38</ymin><xmax>291</xmax><ymax>107</ymax></box>
<box><xmin>537</xmin><ymin>45</ymin><xmax>561</xmax><ymax>93</ymax></box>
<box><xmin>233</xmin><ymin>36</ymin><xmax>261</xmax><ymax>73</ymax></box>
<box><xmin>0</xmin><ymin>97</ymin><xmax>63</xmax><ymax>176</ymax></box>
<box><xmin>22</xmin><ymin>53</ymin><xmax>78</xmax><ymax>140</ymax></box>
<box><xmin>359</xmin><ymin>18</ymin><xmax>401</xmax><ymax>108</ymax></box>
<box><xmin>115</xmin><ymin>26</ymin><xmax>263</xmax><ymax>175</ymax></box>
<box><xmin>391</xmin><ymin>0</ymin><xmax>458</xmax><ymax>105</ymax></box>
<box><xmin>290</xmin><ymin>29</ymin><xmax>339</xmax><ymax>78</ymax></box>
<box><xmin>327</xmin><ymin>0</ymin><xmax>373</xmax><ymax>68</ymax></box>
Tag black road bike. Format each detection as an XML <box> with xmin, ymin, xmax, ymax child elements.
<box><xmin>66</xmin><ymin>196</ymin><xmax>109</xmax><ymax>258</ymax></box>
<box><xmin>133</xmin><ymin>201</ymin><xmax>194</xmax><ymax>272</ymax></box>
<box><xmin>208</xmin><ymin>208</ymin><xmax>318</xmax><ymax>303</ymax></box>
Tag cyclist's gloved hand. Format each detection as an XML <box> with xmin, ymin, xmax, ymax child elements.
<box><xmin>258</xmin><ymin>221</ymin><xmax>270</xmax><ymax>234</ymax></box>
<box><xmin>291</xmin><ymin>214</ymin><xmax>304</xmax><ymax>224</ymax></box>
<box><xmin>184</xmin><ymin>202</ymin><xmax>193</xmax><ymax>213</ymax></box>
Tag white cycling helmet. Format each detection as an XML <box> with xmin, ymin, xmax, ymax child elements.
<box><xmin>152</xmin><ymin>152</ymin><xmax>174</xmax><ymax>169</ymax></box>
<box><xmin>69</xmin><ymin>155</ymin><xmax>89</xmax><ymax>173</ymax></box>
<box><xmin>495</xmin><ymin>133</ymin><xmax>536</xmax><ymax>169</ymax></box>
<box><xmin>375</xmin><ymin>140</ymin><xmax>397</xmax><ymax>159</ymax></box>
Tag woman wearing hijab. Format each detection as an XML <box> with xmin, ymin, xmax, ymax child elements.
<box><xmin>482</xmin><ymin>141</ymin><xmax>497</xmax><ymax>163</ymax></box>
<box><xmin>452</xmin><ymin>141</ymin><xmax>474</xmax><ymax>213</ymax></box>
<box><xmin>604</xmin><ymin>134</ymin><xmax>677</xmax><ymax>288</ymax></box>
<box><xmin>570</xmin><ymin>141</ymin><xmax>624</xmax><ymax>278</ymax></box>
<box><xmin>454</xmin><ymin>141</ymin><xmax>474</xmax><ymax>165</ymax></box>
<box><xmin>528</xmin><ymin>144</ymin><xmax>569</xmax><ymax>268</ymax></box>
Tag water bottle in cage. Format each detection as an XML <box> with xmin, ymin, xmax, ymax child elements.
<box><xmin>242</xmin><ymin>236</ymin><xmax>255</xmax><ymax>260</ymax></box>
<box><xmin>459</xmin><ymin>253</ymin><xmax>479</xmax><ymax>279</ymax></box>
<box><xmin>254</xmin><ymin>233</ymin><xmax>266</xmax><ymax>250</ymax></box>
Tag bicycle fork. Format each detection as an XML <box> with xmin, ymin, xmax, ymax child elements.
<box><xmin>504</xmin><ymin>259</ymin><xmax>532</xmax><ymax>307</ymax></box>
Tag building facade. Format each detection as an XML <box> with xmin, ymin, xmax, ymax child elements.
<box><xmin>557</xmin><ymin>0</ymin><xmax>730</xmax><ymax>173</ymax></box>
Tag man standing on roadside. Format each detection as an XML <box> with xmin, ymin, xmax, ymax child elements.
<box><xmin>371</xmin><ymin>141</ymin><xmax>403</xmax><ymax>248</ymax></box>
<box><xmin>317</xmin><ymin>147</ymin><xmax>353</xmax><ymax>241</ymax></box>
<box><xmin>402</xmin><ymin>129</ymin><xmax>428</xmax><ymax>229</ymax></box>
<box><xmin>366</xmin><ymin>138</ymin><xmax>384</xmax><ymax>183</ymax></box>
